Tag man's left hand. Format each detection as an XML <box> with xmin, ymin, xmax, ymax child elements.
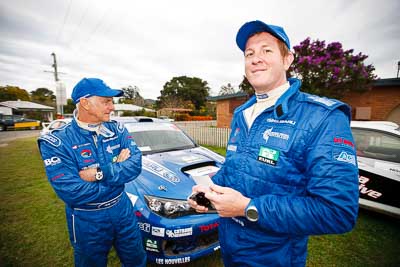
<box><xmin>205</xmin><ymin>184</ymin><xmax>250</xmax><ymax>217</ymax></box>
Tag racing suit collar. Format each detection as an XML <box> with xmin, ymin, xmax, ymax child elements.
<box><xmin>274</xmin><ymin>78</ymin><xmax>302</xmax><ymax>119</ymax></box>
<box><xmin>72</xmin><ymin>109</ymin><xmax>115</xmax><ymax>138</ymax></box>
<box><xmin>234</xmin><ymin>78</ymin><xmax>302</xmax><ymax>119</ymax></box>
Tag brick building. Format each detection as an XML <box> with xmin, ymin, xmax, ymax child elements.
<box><xmin>341</xmin><ymin>78</ymin><xmax>400</xmax><ymax>123</ymax></box>
<box><xmin>209</xmin><ymin>78</ymin><xmax>400</xmax><ymax>128</ymax></box>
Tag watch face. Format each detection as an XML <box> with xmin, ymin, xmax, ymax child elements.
<box><xmin>246</xmin><ymin>207</ymin><xmax>258</xmax><ymax>222</ymax></box>
<box><xmin>95</xmin><ymin>170</ymin><xmax>103</xmax><ymax>181</ymax></box>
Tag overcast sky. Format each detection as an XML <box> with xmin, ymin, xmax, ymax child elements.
<box><xmin>0</xmin><ymin>0</ymin><xmax>399</xmax><ymax>100</ymax></box>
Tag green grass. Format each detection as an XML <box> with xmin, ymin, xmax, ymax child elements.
<box><xmin>0</xmin><ymin>139</ymin><xmax>399</xmax><ymax>266</ymax></box>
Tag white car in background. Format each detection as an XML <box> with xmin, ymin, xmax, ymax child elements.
<box><xmin>351</xmin><ymin>121</ymin><xmax>400</xmax><ymax>218</ymax></box>
<box><xmin>158</xmin><ymin>116</ymin><xmax>175</xmax><ymax>122</ymax></box>
<box><xmin>40</xmin><ymin>119</ymin><xmax>72</xmax><ymax>136</ymax></box>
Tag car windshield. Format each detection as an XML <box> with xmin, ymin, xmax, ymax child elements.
<box><xmin>352</xmin><ymin>128</ymin><xmax>400</xmax><ymax>163</ymax></box>
<box><xmin>124</xmin><ymin>123</ymin><xmax>196</xmax><ymax>155</ymax></box>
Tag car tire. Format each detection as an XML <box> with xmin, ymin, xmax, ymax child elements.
<box><xmin>0</xmin><ymin>124</ymin><xmax>5</xmax><ymax>131</ymax></box>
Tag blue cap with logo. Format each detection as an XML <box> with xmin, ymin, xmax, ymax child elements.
<box><xmin>236</xmin><ymin>20</ymin><xmax>290</xmax><ymax>52</ymax></box>
<box><xmin>71</xmin><ymin>78</ymin><xmax>124</xmax><ymax>104</ymax></box>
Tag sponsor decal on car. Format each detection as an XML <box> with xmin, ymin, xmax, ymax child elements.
<box><xmin>165</xmin><ymin>227</ymin><xmax>192</xmax><ymax>238</ymax></box>
<box><xmin>199</xmin><ymin>222</ymin><xmax>219</xmax><ymax>232</ymax></box>
<box><xmin>155</xmin><ymin>257</ymin><xmax>191</xmax><ymax>265</ymax></box>
<box><xmin>138</xmin><ymin>222</ymin><xmax>151</xmax><ymax>233</ymax></box>
<box><xmin>359</xmin><ymin>176</ymin><xmax>382</xmax><ymax>199</ymax></box>
<box><xmin>145</xmin><ymin>238</ymin><xmax>159</xmax><ymax>252</ymax></box>
<box><xmin>142</xmin><ymin>158</ymin><xmax>180</xmax><ymax>184</ymax></box>
<box><xmin>181</xmin><ymin>155</ymin><xmax>202</xmax><ymax>163</ymax></box>
<box><xmin>152</xmin><ymin>226</ymin><xmax>165</xmax><ymax>237</ymax></box>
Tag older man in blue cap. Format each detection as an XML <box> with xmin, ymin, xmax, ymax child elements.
<box><xmin>38</xmin><ymin>78</ymin><xmax>146</xmax><ymax>267</ymax></box>
<box><xmin>189</xmin><ymin>20</ymin><xmax>359</xmax><ymax>266</ymax></box>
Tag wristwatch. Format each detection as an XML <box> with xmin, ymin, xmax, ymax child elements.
<box><xmin>95</xmin><ymin>166</ymin><xmax>103</xmax><ymax>181</ymax></box>
<box><xmin>245</xmin><ymin>201</ymin><xmax>259</xmax><ymax>222</ymax></box>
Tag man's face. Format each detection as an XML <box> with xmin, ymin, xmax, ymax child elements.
<box><xmin>81</xmin><ymin>96</ymin><xmax>115</xmax><ymax>123</ymax></box>
<box><xmin>244</xmin><ymin>32</ymin><xmax>293</xmax><ymax>93</ymax></box>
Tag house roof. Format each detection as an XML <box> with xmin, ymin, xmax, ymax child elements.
<box><xmin>373</xmin><ymin>78</ymin><xmax>400</xmax><ymax>87</ymax></box>
<box><xmin>113</xmin><ymin>104</ymin><xmax>155</xmax><ymax>112</ymax></box>
<box><xmin>207</xmin><ymin>92</ymin><xmax>248</xmax><ymax>101</ymax></box>
<box><xmin>158</xmin><ymin>108</ymin><xmax>192</xmax><ymax>112</ymax></box>
<box><xmin>0</xmin><ymin>100</ymin><xmax>55</xmax><ymax>111</ymax></box>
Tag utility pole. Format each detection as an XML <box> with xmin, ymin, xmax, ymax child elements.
<box><xmin>51</xmin><ymin>52</ymin><xmax>59</xmax><ymax>81</ymax></box>
<box><xmin>44</xmin><ymin>52</ymin><xmax>67</xmax><ymax>117</ymax></box>
<box><xmin>397</xmin><ymin>61</ymin><xmax>400</xmax><ymax>78</ymax></box>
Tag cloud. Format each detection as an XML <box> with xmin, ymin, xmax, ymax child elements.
<box><xmin>0</xmin><ymin>0</ymin><xmax>399</xmax><ymax>100</ymax></box>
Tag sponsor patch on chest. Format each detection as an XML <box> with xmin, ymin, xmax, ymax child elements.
<box><xmin>258</xmin><ymin>146</ymin><xmax>280</xmax><ymax>166</ymax></box>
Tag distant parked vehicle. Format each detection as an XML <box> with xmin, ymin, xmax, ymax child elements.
<box><xmin>158</xmin><ymin>116</ymin><xmax>175</xmax><ymax>122</ymax></box>
<box><xmin>351</xmin><ymin>121</ymin><xmax>400</xmax><ymax>218</ymax></box>
<box><xmin>0</xmin><ymin>114</ymin><xmax>41</xmax><ymax>131</ymax></box>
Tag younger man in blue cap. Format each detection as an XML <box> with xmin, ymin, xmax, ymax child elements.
<box><xmin>38</xmin><ymin>78</ymin><xmax>146</xmax><ymax>267</ymax></box>
<box><xmin>189</xmin><ymin>20</ymin><xmax>359</xmax><ymax>266</ymax></box>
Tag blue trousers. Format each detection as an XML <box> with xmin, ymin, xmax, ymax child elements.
<box><xmin>66</xmin><ymin>192</ymin><xmax>146</xmax><ymax>267</ymax></box>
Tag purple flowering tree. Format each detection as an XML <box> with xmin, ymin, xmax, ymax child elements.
<box><xmin>288</xmin><ymin>37</ymin><xmax>377</xmax><ymax>99</ymax></box>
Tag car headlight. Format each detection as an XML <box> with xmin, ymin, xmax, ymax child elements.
<box><xmin>144</xmin><ymin>195</ymin><xmax>196</xmax><ymax>218</ymax></box>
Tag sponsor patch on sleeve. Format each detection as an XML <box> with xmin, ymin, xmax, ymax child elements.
<box><xmin>333</xmin><ymin>136</ymin><xmax>355</xmax><ymax>149</ymax></box>
<box><xmin>333</xmin><ymin>148</ymin><xmax>357</xmax><ymax>166</ymax></box>
<box><xmin>39</xmin><ymin>133</ymin><xmax>61</xmax><ymax>147</ymax></box>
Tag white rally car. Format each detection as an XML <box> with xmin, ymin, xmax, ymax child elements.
<box><xmin>351</xmin><ymin>121</ymin><xmax>400</xmax><ymax>218</ymax></box>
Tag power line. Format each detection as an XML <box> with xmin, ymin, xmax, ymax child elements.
<box><xmin>83</xmin><ymin>4</ymin><xmax>113</xmax><ymax>45</ymax></box>
<box><xmin>66</xmin><ymin>0</ymin><xmax>92</xmax><ymax>46</ymax></box>
<box><xmin>56</xmin><ymin>0</ymin><xmax>73</xmax><ymax>43</ymax></box>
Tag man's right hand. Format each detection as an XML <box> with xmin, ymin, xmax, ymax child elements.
<box><xmin>116</xmin><ymin>148</ymin><xmax>131</xmax><ymax>162</ymax></box>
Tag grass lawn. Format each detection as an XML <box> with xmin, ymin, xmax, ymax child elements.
<box><xmin>0</xmin><ymin>138</ymin><xmax>399</xmax><ymax>266</ymax></box>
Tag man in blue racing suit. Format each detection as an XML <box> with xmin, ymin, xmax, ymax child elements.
<box><xmin>189</xmin><ymin>20</ymin><xmax>359</xmax><ymax>266</ymax></box>
<box><xmin>38</xmin><ymin>78</ymin><xmax>146</xmax><ymax>267</ymax></box>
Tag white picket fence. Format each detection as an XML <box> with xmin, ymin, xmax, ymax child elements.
<box><xmin>175</xmin><ymin>121</ymin><xmax>231</xmax><ymax>147</ymax></box>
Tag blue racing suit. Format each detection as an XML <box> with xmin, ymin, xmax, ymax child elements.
<box><xmin>212</xmin><ymin>78</ymin><xmax>359</xmax><ymax>267</ymax></box>
<box><xmin>38</xmin><ymin>118</ymin><xmax>146</xmax><ymax>267</ymax></box>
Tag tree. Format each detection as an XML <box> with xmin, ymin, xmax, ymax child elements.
<box><xmin>30</xmin><ymin>88</ymin><xmax>56</xmax><ymax>105</ymax></box>
<box><xmin>158</xmin><ymin>76</ymin><xmax>210</xmax><ymax>110</ymax></box>
<box><xmin>63</xmin><ymin>99</ymin><xmax>76</xmax><ymax>114</ymax></box>
<box><xmin>0</xmin><ymin>85</ymin><xmax>30</xmax><ymax>101</ymax></box>
<box><xmin>218</xmin><ymin>83</ymin><xmax>236</xmax><ymax>95</ymax></box>
<box><xmin>288</xmin><ymin>37</ymin><xmax>377</xmax><ymax>99</ymax></box>
<box><xmin>238</xmin><ymin>76</ymin><xmax>254</xmax><ymax>96</ymax></box>
<box><xmin>120</xmin><ymin>85</ymin><xmax>145</xmax><ymax>106</ymax></box>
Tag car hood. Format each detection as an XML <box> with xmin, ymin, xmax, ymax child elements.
<box><xmin>127</xmin><ymin>147</ymin><xmax>224</xmax><ymax>200</ymax></box>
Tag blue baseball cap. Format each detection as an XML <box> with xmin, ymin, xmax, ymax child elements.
<box><xmin>236</xmin><ymin>20</ymin><xmax>290</xmax><ymax>52</ymax></box>
<box><xmin>71</xmin><ymin>78</ymin><xmax>123</xmax><ymax>104</ymax></box>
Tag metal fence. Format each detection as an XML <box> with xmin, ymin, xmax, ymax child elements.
<box><xmin>175</xmin><ymin>121</ymin><xmax>231</xmax><ymax>147</ymax></box>
<box><xmin>174</xmin><ymin>120</ymin><xmax>217</xmax><ymax>127</ymax></box>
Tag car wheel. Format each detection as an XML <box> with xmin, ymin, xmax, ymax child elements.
<box><xmin>0</xmin><ymin>124</ymin><xmax>5</xmax><ymax>131</ymax></box>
